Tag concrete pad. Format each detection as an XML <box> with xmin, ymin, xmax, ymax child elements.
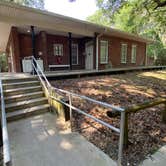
<box><xmin>8</xmin><ymin>113</ymin><xmax>116</xmax><ymax>166</ymax></box>
<box><xmin>0</xmin><ymin>72</ymin><xmax>34</xmax><ymax>80</ymax></box>
<box><xmin>140</xmin><ymin>145</ymin><xmax>166</xmax><ymax>166</ymax></box>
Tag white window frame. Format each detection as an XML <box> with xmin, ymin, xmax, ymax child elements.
<box><xmin>131</xmin><ymin>45</ymin><xmax>137</xmax><ymax>63</ymax></box>
<box><xmin>72</xmin><ymin>44</ymin><xmax>79</xmax><ymax>65</ymax></box>
<box><xmin>121</xmin><ymin>43</ymin><xmax>127</xmax><ymax>63</ymax></box>
<box><xmin>53</xmin><ymin>44</ymin><xmax>63</xmax><ymax>56</ymax></box>
<box><xmin>100</xmin><ymin>40</ymin><xmax>108</xmax><ymax>64</ymax></box>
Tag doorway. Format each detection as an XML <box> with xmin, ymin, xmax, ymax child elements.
<box><xmin>85</xmin><ymin>41</ymin><xmax>93</xmax><ymax>70</ymax></box>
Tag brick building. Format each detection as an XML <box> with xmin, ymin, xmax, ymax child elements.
<box><xmin>0</xmin><ymin>1</ymin><xmax>152</xmax><ymax>72</ymax></box>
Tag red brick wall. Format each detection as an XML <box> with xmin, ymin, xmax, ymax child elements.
<box><xmin>47</xmin><ymin>34</ymin><xmax>85</xmax><ymax>70</ymax></box>
<box><xmin>19</xmin><ymin>34</ymin><xmax>32</xmax><ymax>58</ymax></box>
<box><xmin>98</xmin><ymin>35</ymin><xmax>146</xmax><ymax>70</ymax></box>
<box><xmin>6</xmin><ymin>27</ymin><xmax>21</xmax><ymax>72</ymax></box>
<box><xmin>6</xmin><ymin>27</ymin><xmax>147</xmax><ymax>72</ymax></box>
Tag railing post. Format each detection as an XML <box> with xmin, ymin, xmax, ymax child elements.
<box><xmin>117</xmin><ymin>110</ymin><xmax>125</xmax><ymax>166</ymax></box>
<box><xmin>124</xmin><ymin>112</ymin><xmax>129</xmax><ymax>148</ymax></box>
<box><xmin>69</xmin><ymin>94</ymin><xmax>73</xmax><ymax>128</ymax></box>
<box><xmin>162</xmin><ymin>102</ymin><xmax>166</xmax><ymax>123</ymax></box>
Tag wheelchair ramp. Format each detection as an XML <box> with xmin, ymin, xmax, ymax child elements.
<box><xmin>8</xmin><ymin>113</ymin><xmax>116</xmax><ymax>166</ymax></box>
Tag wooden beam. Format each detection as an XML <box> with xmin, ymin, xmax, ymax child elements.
<box><xmin>126</xmin><ymin>98</ymin><xmax>166</xmax><ymax>114</ymax></box>
<box><xmin>162</xmin><ymin>102</ymin><xmax>166</xmax><ymax>123</ymax></box>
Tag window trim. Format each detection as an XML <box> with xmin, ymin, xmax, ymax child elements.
<box><xmin>121</xmin><ymin>43</ymin><xmax>127</xmax><ymax>64</ymax></box>
<box><xmin>131</xmin><ymin>44</ymin><xmax>137</xmax><ymax>63</ymax></box>
<box><xmin>100</xmin><ymin>40</ymin><xmax>108</xmax><ymax>64</ymax></box>
<box><xmin>53</xmin><ymin>44</ymin><xmax>63</xmax><ymax>56</ymax></box>
<box><xmin>72</xmin><ymin>43</ymin><xmax>79</xmax><ymax>65</ymax></box>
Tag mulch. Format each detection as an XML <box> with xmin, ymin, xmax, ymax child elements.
<box><xmin>50</xmin><ymin>70</ymin><xmax>166</xmax><ymax>166</ymax></box>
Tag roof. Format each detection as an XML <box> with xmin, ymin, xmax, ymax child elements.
<box><xmin>0</xmin><ymin>1</ymin><xmax>152</xmax><ymax>52</ymax></box>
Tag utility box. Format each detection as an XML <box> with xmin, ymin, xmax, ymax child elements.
<box><xmin>22</xmin><ymin>59</ymin><xmax>44</xmax><ymax>73</ymax></box>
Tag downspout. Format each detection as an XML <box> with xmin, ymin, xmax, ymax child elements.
<box><xmin>68</xmin><ymin>32</ymin><xmax>72</xmax><ymax>70</ymax></box>
<box><xmin>31</xmin><ymin>26</ymin><xmax>37</xmax><ymax>74</ymax></box>
<box><xmin>96</xmin><ymin>28</ymin><xmax>107</xmax><ymax>70</ymax></box>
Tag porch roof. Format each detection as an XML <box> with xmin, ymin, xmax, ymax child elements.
<box><xmin>0</xmin><ymin>1</ymin><xmax>152</xmax><ymax>52</ymax></box>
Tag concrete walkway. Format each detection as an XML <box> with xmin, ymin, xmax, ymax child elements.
<box><xmin>140</xmin><ymin>145</ymin><xmax>166</xmax><ymax>166</ymax></box>
<box><xmin>8</xmin><ymin>113</ymin><xmax>116</xmax><ymax>166</ymax></box>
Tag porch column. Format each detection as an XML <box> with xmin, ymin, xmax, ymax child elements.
<box><xmin>11</xmin><ymin>27</ymin><xmax>21</xmax><ymax>72</ymax></box>
<box><xmin>31</xmin><ymin>26</ymin><xmax>36</xmax><ymax>58</ymax></box>
<box><xmin>68</xmin><ymin>32</ymin><xmax>72</xmax><ymax>70</ymax></box>
<box><xmin>31</xmin><ymin>26</ymin><xmax>37</xmax><ymax>74</ymax></box>
<box><xmin>39</xmin><ymin>31</ymin><xmax>48</xmax><ymax>71</ymax></box>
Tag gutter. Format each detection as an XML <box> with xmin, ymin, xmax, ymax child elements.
<box><xmin>96</xmin><ymin>28</ymin><xmax>107</xmax><ymax>70</ymax></box>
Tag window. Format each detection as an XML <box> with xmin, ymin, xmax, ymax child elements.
<box><xmin>72</xmin><ymin>44</ymin><xmax>78</xmax><ymax>65</ymax></box>
<box><xmin>53</xmin><ymin>44</ymin><xmax>63</xmax><ymax>56</ymax></box>
<box><xmin>121</xmin><ymin>43</ymin><xmax>127</xmax><ymax>63</ymax></box>
<box><xmin>131</xmin><ymin>45</ymin><xmax>137</xmax><ymax>63</ymax></box>
<box><xmin>100</xmin><ymin>40</ymin><xmax>108</xmax><ymax>64</ymax></box>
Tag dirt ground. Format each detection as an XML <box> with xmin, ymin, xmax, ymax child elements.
<box><xmin>50</xmin><ymin>70</ymin><xmax>166</xmax><ymax>166</ymax></box>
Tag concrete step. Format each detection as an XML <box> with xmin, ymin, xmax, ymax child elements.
<box><xmin>5</xmin><ymin>97</ymin><xmax>48</xmax><ymax>112</ymax></box>
<box><xmin>4</xmin><ymin>86</ymin><xmax>42</xmax><ymax>96</ymax></box>
<box><xmin>2</xmin><ymin>77</ymin><xmax>38</xmax><ymax>84</ymax></box>
<box><xmin>7</xmin><ymin>104</ymin><xmax>50</xmax><ymax>122</ymax></box>
<box><xmin>3</xmin><ymin>81</ymin><xmax>40</xmax><ymax>90</ymax></box>
<box><xmin>4</xmin><ymin>91</ymin><xmax>44</xmax><ymax>104</ymax></box>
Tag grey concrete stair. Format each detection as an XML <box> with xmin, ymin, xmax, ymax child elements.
<box><xmin>7</xmin><ymin>104</ymin><xmax>50</xmax><ymax>122</ymax></box>
<box><xmin>2</xmin><ymin>77</ymin><xmax>38</xmax><ymax>84</ymax></box>
<box><xmin>3</xmin><ymin>77</ymin><xmax>50</xmax><ymax>122</ymax></box>
<box><xmin>3</xmin><ymin>81</ymin><xmax>40</xmax><ymax>90</ymax></box>
<box><xmin>4</xmin><ymin>91</ymin><xmax>44</xmax><ymax>104</ymax></box>
<box><xmin>5</xmin><ymin>97</ymin><xmax>48</xmax><ymax>112</ymax></box>
<box><xmin>4</xmin><ymin>86</ymin><xmax>42</xmax><ymax>96</ymax></box>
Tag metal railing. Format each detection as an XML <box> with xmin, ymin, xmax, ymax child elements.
<box><xmin>31</xmin><ymin>56</ymin><xmax>125</xmax><ymax>166</ymax></box>
<box><xmin>0</xmin><ymin>79</ymin><xmax>11</xmax><ymax>166</ymax></box>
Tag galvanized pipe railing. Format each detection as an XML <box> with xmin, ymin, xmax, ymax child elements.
<box><xmin>51</xmin><ymin>88</ymin><xmax>125</xmax><ymax>165</ymax></box>
<box><xmin>0</xmin><ymin>79</ymin><xmax>11</xmax><ymax>166</ymax></box>
<box><xmin>31</xmin><ymin>57</ymin><xmax>125</xmax><ymax>166</ymax></box>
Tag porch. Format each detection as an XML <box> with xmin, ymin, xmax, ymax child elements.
<box><xmin>1</xmin><ymin>65</ymin><xmax>165</xmax><ymax>81</ymax></box>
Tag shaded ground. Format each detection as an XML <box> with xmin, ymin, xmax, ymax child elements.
<box><xmin>50</xmin><ymin>70</ymin><xmax>166</xmax><ymax>166</ymax></box>
<box><xmin>8</xmin><ymin>113</ymin><xmax>116</xmax><ymax>166</ymax></box>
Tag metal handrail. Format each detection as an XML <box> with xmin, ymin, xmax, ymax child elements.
<box><xmin>31</xmin><ymin>56</ymin><xmax>51</xmax><ymax>95</ymax></box>
<box><xmin>51</xmin><ymin>87</ymin><xmax>125</xmax><ymax>165</ymax></box>
<box><xmin>0</xmin><ymin>79</ymin><xmax>11</xmax><ymax>166</ymax></box>
<box><xmin>53</xmin><ymin>87</ymin><xmax>124</xmax><ymax>112</ymax></box>
<box><xmin>31</xmin><ymin>57</ymin><xmax>125</xmax><ymax>166</ymax></box>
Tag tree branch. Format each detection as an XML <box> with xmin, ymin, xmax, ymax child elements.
<box><xmin>154</xmin><ymin>0</ymin><xmax>166</xmax><ymax>9</ymax></box>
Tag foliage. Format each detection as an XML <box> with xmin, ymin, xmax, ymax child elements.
<box><xmin>155</xmin><ymin>49</ymin><xmax>166</xmax><ymax>65</ymax></box>
<box><xmin>4</xmin><ymin>0</ymin><xmax>45</xmax><ymax>9</ymax></box>
<box><xmin>87</xmin><ymin>0</ymin><xmax>166</xmax><ymax>63</ymax></box>
<box><xmin>0</xmin><ymin>53</ymin><xmax>8</xmax><ymax>72</ymax></box>
<box><xmin>87</xmin><ymin>9</ymin><xmax>111</xmax><ymax>27</ymax></box>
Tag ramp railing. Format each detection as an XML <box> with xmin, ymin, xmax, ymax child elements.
<box><xmin>0</xmin><ymin>79</ymin><xmax>11</xmax><ymax>166</ymax></box>
<box><xmin>31</xmin><ymin>56</ymin><xmax>125</xmax><ymax>166</ymax></box>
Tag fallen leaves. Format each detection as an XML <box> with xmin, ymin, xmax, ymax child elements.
<box><xmin>50</xmin><ymin>70</ymin><xmax>166</xmax><ymax>166</ymax></box>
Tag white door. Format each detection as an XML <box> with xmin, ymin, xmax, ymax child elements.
<box><xmin>85</xmin><ymin>43</ymin><xmax>93</xmax><ymax>70</ymax></box>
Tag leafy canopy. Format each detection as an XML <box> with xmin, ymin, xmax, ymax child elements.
<box><xmin>87</xmin><ymin>0</ymin><xmax>166</xmax><ymax>62</ymax></box>
<box><xmin>4</xmin><ymin>0</ymin><xmax>45</xmax><ymax>9</ymax></box>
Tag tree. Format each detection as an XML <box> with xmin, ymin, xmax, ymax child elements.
<box><xmin>87</xmin><ymin>0</ymin><xmax>166</xmax><ymax>64</ymax></box>
<box><xmin>87</xmin><ymin>9</ymin><xmax>111</xmax><ymax>27</ymax></box>
<box><xmin>4</xmin><ymin>0</ymin><xmax>45</xmax><ymax>9</ymax></box>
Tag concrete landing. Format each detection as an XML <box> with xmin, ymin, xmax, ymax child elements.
<box><xmin>140</xmin><ymin>145</ymin><xmax>166</xmax><ymax>166</ymax></box>
<box><xmin>0</xmin><ymin>72</ymin><xmax>34</xmax><ymax>80</ymax></box>
<box><xmin>8</xmin><ymin>113</ymin><xmax>116</xmax><ymax>166</ymax></box>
